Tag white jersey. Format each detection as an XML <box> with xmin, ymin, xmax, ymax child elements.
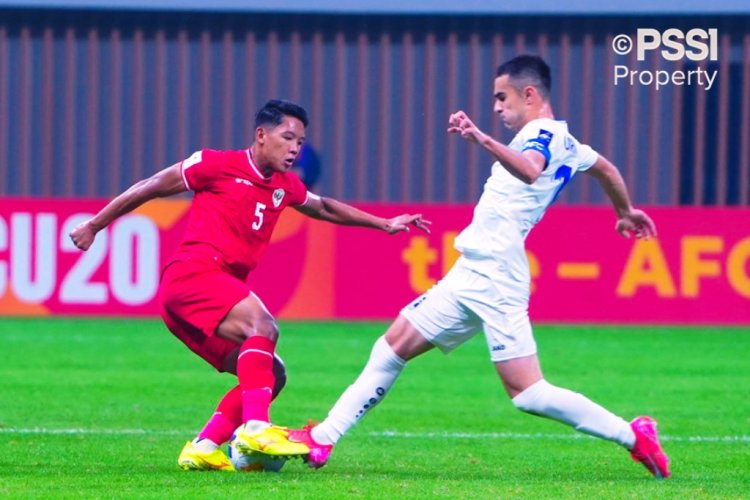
<box><xmin>454</xmin><ymin>118</ymin><xmax>598</xmax><ymax>276</ymax></box>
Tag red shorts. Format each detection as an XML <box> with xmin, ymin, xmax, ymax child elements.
<box><xmin>159</xmin><ymin>256</ymin><xmax>250</xmax><ymax>371</ymax></box>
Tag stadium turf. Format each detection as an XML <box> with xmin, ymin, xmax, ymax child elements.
<box><xmin>1</xmin><ymin>318</ymin><xmax>748</xmax><ymax>498</ymax></box>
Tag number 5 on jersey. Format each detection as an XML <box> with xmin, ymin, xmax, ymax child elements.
<box><xmin>252</xmin><ymin>202</ymin><xmax>267</xmax><ymax>230</ymax></box>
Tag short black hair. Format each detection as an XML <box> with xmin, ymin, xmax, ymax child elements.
<box><xmin>255</xmin><ymin>99</ymin><xmax>309</xmax><ymax>128</ymax></box>
<box><xmin>496</xmin><ymin>55</ymin><xmax>551</xmax><ymax>100</ymax></box>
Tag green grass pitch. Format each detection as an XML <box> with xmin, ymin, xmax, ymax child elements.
<box><xmin>1</xmin><ymin>318</ymin><xmax>748</xmax><ymax>498</ymax></box>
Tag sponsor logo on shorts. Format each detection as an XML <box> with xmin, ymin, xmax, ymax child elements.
<box><xmin>491</xmin><ymin>344</ymin><xmax>506</xmax><ymax>352</ymax></box>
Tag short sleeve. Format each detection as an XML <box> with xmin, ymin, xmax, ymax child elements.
<box><xmin>576</xmin><ymin>143</ymin><xmax>599</xmax><ymax>171</ymax></box>
<box><xmin>521</xmin><ymin>128</ymin><xmax>554</xmax><ymax>168</ymax></box>
<box><xmin>286</xmin><ymin>172</ymin><xmax>309</xmax><ymax>206</ymax></box>
<box><xmin>180</xmin><ymin>149</ymin><xmax>224</xmax><ymax>191</ymax></box>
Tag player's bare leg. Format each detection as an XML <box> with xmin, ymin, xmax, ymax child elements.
<box><xmin>290</xmin><ymin>315</ymin><xmax>434</xmax><ymax>467</ymax></box>
<box><xmin>496</xmin><ymin>354</ymin><xmax>670</xmax><ymax>478</ymax></box>
<box><xmin>219</xmin><ymin>293</ymin><xmax>308</xmax><ymax>457</ymax></box>
<box><xmin>384</xmin><ymin>315</ymin><xmax>436</xmax><ymax>361</ymax></box>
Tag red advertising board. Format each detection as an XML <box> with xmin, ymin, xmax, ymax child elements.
<box><xmin>0</xmin><ymin>199</ymin><xmax>748</xmax><ymax>324</ymax></box>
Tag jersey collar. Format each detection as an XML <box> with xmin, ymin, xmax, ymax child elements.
<box><xmin>246</xmin><ymin>148</ymin><xmax>273</xmax><ymax>181</ymax></box>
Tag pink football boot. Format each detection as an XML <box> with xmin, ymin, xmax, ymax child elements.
<box><xmin>630</xmin><ymin>416</ymin><xmax>671</xmax><ymax>479</ymax></box>
<box><xmin>288</xmin><ymin>422</ymin><xmax>333</xmax><ymax>469</ymax></box>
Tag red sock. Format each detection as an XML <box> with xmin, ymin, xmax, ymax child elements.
<box><xmin>237</xmin><ymin>336</ymin><xmax>276</xmax><ymax>423</ymax></box>
<box><xmin>197</xmin><ymin>385</ymin><xmax>242</xmax><ymax>445</ymax></box>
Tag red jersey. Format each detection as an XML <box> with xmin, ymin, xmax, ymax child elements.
<box><xmin>170</xmin><ymin>148</ymin><xmax>308</xmax><ymax>280</ymax></box>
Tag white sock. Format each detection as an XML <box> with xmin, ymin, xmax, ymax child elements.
<box><xmin>242</xmin><ymin>420</ymin><xmax>270</xmax><ymax>433</ymax></box>
<box><xmin>191</xmin><ymin>437</ymin><xmax>219</xmax><ymax>452</ymax></box>
<box><xmin>312</xmin><ymin>336</ymin><xmax>406</xmax><ymax>445</ymax></box>
<box><xmin>511</xmin><ymin>379</ymin><xmax>636</xmax><ymax>449</ymax></box>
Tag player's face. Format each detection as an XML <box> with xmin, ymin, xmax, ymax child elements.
<box><xmin>258</xmin><ymin>116</ymin><xmax>306</xmax><ymax>174</ymax></box>
<box><xmin>493</xmin><ymin>75</ymin><xmax>527</xmax><ymax>132</ymax></box>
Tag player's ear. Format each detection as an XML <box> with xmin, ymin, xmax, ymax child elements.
<box><xmin>524</xmin><ymin>86</ymin><xmax>535</xmax><ymax>104</ymax></box>
<box><xmin>255</xmin><ymin>126</ymin><xmax>266</xmax><ymax>144</ymax></box>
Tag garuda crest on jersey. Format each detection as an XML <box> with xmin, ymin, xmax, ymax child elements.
<box><xmin>272</xmin><ymin>188</ymin><xmax>285</xmax><ymax>208</ymax></box>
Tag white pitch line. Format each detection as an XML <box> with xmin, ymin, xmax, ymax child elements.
<box><xmin>369</xmin><ymin>430</ymin><xmax>750</xmax><ymax>443</ymax></box>
<box><xmin>0</xmin><ymin>427</ymin><xmax>748</xmax><ymax>443</ymax></box>
<box><xmin>0</xmin><ymin>428</ymin><xmax>185</xmax><ymax>436</ymax></box>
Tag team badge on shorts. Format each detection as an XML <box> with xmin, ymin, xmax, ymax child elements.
<box><xmin>272</xmin><ymin>188</ymin><xmax>285</xmax><ymax>207</ymax></box>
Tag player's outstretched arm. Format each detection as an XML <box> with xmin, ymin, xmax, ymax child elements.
<box><xmin>447</xmin><ymin>110</ymin><xmax>545</xmax><ymax>184</ymax></box>
<box><xmin>294</xmin><ymin>194</ymin><xmax>431</xmax><ymax>234</ymax></box>
<box><xmin>585</xmin><ymin>155</ymin><xmax>657</xmax><ymax>239</ymax></box>
<box><xmin>69</xmin><ymin>163</ymin><xmax>187</xmax><ymax>251</ymax></box>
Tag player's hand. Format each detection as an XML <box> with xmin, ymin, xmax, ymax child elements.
<box><xmin>447</xmin><ymin>110</ymin><xmax>485</xmax><ymax>144</ymax></box>
<box><xmin>615</xmin><ymin>209</ymin><xmax>657</xmax><ymax>239</ymax></box>
<box><xmin>384</xmin><ymin>214</ymin><xmax>432</xmax><ymax>234</ymax></box>
<box><xmin>69</xmin><ymin>220</ymin><xmax>98</xmax><ymax>251</ymax></box>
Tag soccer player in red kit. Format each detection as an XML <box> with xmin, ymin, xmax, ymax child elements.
<box><xmin>69</xmin><ymin>99</ymin><xmax>431</xmax><ymax>471</ymax></box>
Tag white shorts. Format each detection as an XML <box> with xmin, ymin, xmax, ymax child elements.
<box><xmin>400</xmin><ymin>257</ymin><xmax>536</xmax><ymax>363</ymax></box>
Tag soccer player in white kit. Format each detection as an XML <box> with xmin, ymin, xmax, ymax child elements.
<box><xmin>290</xmin><ymin>55</ymin><xmax>670</xmax><ymax>479</ymax></box>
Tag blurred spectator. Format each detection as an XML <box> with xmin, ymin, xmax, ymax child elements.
<box><xmin>292</xmin><ymin>143</ymin><xmax>321</xmax><ymax>189</ymax></box>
